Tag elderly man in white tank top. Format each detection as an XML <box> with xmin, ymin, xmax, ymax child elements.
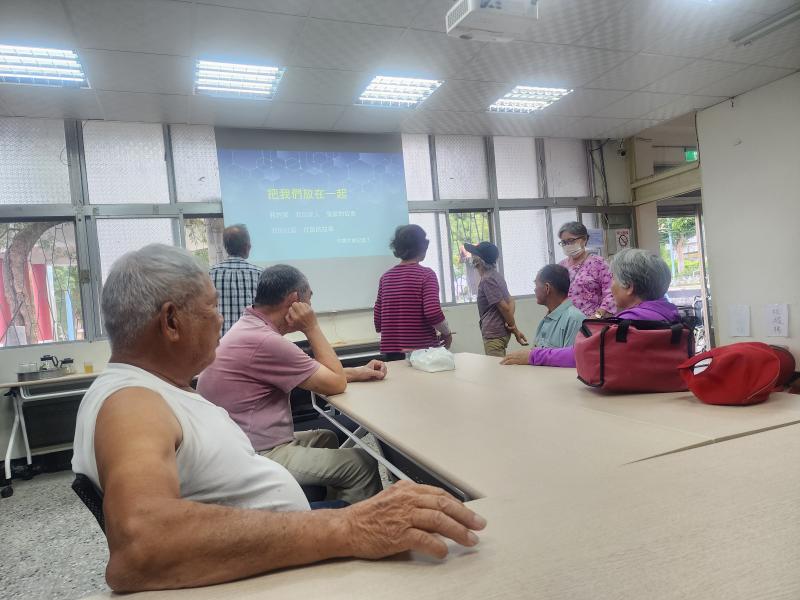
<box><xmin>71</xmin><ymin>244</ymin><xmax>485</xmax><ymax>593</ymax></box>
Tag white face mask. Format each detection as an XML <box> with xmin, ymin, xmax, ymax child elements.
<box><xmin>562</xmin><ymin>242</ymin><xmax>585</xmax><ymax>258</ymax></box>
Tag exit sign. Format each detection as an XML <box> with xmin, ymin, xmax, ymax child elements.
<box><xmin>685</xmin><ymin>149</ymin><xmax>699</xmax><ymax>162</ymax></box>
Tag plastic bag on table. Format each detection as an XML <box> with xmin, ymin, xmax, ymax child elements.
<box><xmin>409</xmin><ymin>347</ymin><xmax>456</xmax><ymax>373</ymax></box>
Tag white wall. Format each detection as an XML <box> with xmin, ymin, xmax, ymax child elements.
<box><xmin>0</xmin><ymin>297</ymin><xmax>545</xmax><ymax>460</ymax></box>
<box><xmin>635</xmin><ymin>202</ymin><xmax>660</xmax><ymax>255</ymax></box>
<box><xmin>697</xmin><ymin>72</ymin><xmax>800</xmax><ymax>359</ymax></box>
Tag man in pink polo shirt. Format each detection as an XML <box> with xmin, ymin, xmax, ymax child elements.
<box><xmin>197</xmin><ymin>264</ymin><xmax>384</xmax><ymax>504</ymax></box>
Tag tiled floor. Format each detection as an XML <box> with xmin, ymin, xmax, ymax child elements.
<box><xmin>0</xmin><ymin>433</ymin><xmax>391</xmax><ymax>600</ymax></box>
<box><xmin>0</xmin><ymin>470</ymin><xmax>109</xmax><ymax>600</ymax></box>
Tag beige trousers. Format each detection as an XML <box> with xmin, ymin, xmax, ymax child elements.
<box><xmin>483</xmin><ymin>334</ymin><xmax>511</xmax><ymax>357</ymax></box>
<box><xmin>260</xmin><ymin>429</ymin><xmax>382</xmax><ymax>504</ymax></box>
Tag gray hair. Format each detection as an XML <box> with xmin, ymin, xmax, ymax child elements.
<box><xmin>611</xmin><ymin>248</ymin><xmax>672</xmax><ymax>301</ymax></box>
<box><xmin>557</xmin><ymin>221</ymin><xmax>588</xmax><ymax>239</ymax></box>
<box><xmin>254</xmin><ymin>264</ymin><xmax>310</xmax><ymax>306</ymax></box>
<box><xmin>101</xmin><ymin>244</ymin><xmax>208</xmax><ymax>349</ymax></box>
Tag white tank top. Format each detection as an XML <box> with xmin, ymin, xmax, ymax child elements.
<box><xmin>72</xmin><ymin>363</ymin><xmax>309</xmax><ymax>512</ymax></box>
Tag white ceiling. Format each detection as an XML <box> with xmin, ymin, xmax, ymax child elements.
<box><xmin>0</xmin><ymin>0</ymin><xmax>798</xmax><ymax>138</ymax></box>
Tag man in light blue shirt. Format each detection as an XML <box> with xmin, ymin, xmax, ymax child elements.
<box><xmin>533</xmin><ymin>264</ymin><xmax>586</xmax><ymax>349</ymax></box>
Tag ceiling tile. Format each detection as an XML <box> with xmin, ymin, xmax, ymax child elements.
<box><xmin>421</xmin><ymin>80</ymin><xmax>510</xmax><ymax>113</ymax></box>
<box><xmin>309</xmin><ymin>0</ymin><xmax>429</xmax><ymax>27</ymax></box>
<box><xmin>602</xmin><ymin>118</ymin><xmax>664</xmax><ymax>139</ymax></box>
<box><xmin>487</xmin><ymin>113</ymin><xmax>575</xmax><ymax>137</ymax></box>
<box><xmin>192</xmin><ymin>0</ymin><xmax>312</xmax><ymax>16</ymax></box>
<box><xmin>640</xmin><ymin>95</ymin><xmax>727</xmax><ymax>120</ymax></box>
<box><xmin>760</xmin><ymin>45</ymin><xmax>800</xmax><ymax>69</ymax></box>
<box><xmin>643</xmin><ymin>59</ymin><xmax>745</xmax><ymax>94</ymax></box>
<box><xmin>643</xmin><ymin>6</ymin><xmax>763</xmax><ymax>59</ymax></box>
<box><xmin>334</xmin><ymin>105</ymin><xmax>414</xmax><ymax>133</ymax></box>
<box><xmin>288</xmin><ymin>19</ymin><xmax>405</xmax><ymax>71</ymax></box>
<box><xmin>704</xmin><ymin>20</ymin><xmax>800</xmax><ymax>65</ymax></box>
<box><xmin>81</xmin><ymin>50</ymin><xmax>193</xmax><ymax>95</ymax></box>
<box><xmin>714</xmin><ymin>0</ymin><xmax>800</xmax><ymax>14</ymax></box>
<box><xmin>693</xmin><ymin>64</ymin><xmax>795</xmax><ymax>97</ymax></box>
<box><xmin>265</xmin><ymin>102</ymin><xmax>345</xmax><ymax>130</ymax></box>
<box><xmin>456</xmin><ymin>42</ymin><xmax>631</xmax><ymax>88</ymax></box>
<box><xmin>0</xmin><ymin>86</ymin><xmax>102</xmax><ymax>119</ymax></box>
<box><xmin>409</xmin><ymin>0</ymin><xmax>454</xmax><ymax>33</ymax></box>
<box><xmin>65</xmin><ymin>0</ymin><xmax>193</xmax><ymax>55</ymax></box>
<box><xmin>194</xmin><ymin>4</ymin><xmax>305</xmax><ymax>64</ymax></box>
<box><xmin>541</xmin><ymin>89</ymin><xmax>629</xmax><ymax>117</ymax></box>
<box><xmin>97</xmin><ymin>91</ymin><xmax>189</xmax><ymax>123</ymax></box>
<box><xmin>275</xmin><ymin>69</ymin><xmax>367</xmax><ymax>105</ymax></box>
<box><xmin>402</xmin><ymin>110</ymin><xmax>491</xmax><ymax>135</ymax></box>
<box><xmin>0</xmin><ymin>0</ymin><xmax>76</xmax><ymax>48</ymax></box>
<box><xmin>516</xmin><ymin>0</ymin><xmax>628</xmax><ymax>45</ymax></box>
<box><xmin>584</xmin><ymin>53</ymin><xmax>692</xmax><ymax>91</ymax></box>
<box><xmin>596</xmin><ymin>92</ymin><xmax>682</xmax><ymax>118</ymax></box>
<box><xmin>190</xmin><ymin>95</ymin><xmax>272</xmax><ymax>127</ymax></box>
<box><xmin>579</xmin><ymin>0</ymin><xmax>695</xmax><ymax>52</ymax></box>
<box><xmin>558</xmin><ymin>117</ymin><xmax>630</xmax><ymax>139</ymax></box>
<box><xmin>0</xmin><ymin>97</ymin><xmax>11</xmax><ymax>116</ymax></box>
<box><xmin>378</xmin><ymin>30</ymin><xmax>483</xmax><ymax>79</ymax></box>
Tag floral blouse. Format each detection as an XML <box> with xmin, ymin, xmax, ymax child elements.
<box><xmin>559</xmin><ymin>254</ymin><xmax>616</xmax><ymax>317</ymax></box>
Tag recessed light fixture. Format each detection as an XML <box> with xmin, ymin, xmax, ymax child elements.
<box><xmin>0</xmin><ymin>44</ymin><xmax>88</xmax><ymax>88</ymax></box>
<box><xmin>730</xmin><ymin>4</ymin><xmax>800</xmax><ymax>47</ymax></box>
<box><xmin>194</xmin><ymin>60</ymin><xmax>285</xmax><ymax>99</ymax></box>
<box><xmin>358</xmin><ymin>76</ymin><xmax>443</xmax><ymax>108</ymax></box>
<box><xmin>488</xmin><ymin>85</ymin><xmax>573</xmax><ymax>113</ymax></box>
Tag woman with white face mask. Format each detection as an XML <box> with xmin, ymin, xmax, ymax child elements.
<box><xmin>557</xmin><ymin>221</ymin><xmax>615</xmax><ymax>317</ymax></box>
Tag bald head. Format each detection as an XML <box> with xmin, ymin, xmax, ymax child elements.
<box><xmin>223</xmin><ymin>224</ymin><xmax>251</xmax><ymax>258</ymax></box>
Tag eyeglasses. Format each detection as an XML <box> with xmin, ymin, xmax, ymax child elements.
<box><xmin>558</xmin><ymin>237</ymin><xmax>585</xmax><ymax>247</ymax></box>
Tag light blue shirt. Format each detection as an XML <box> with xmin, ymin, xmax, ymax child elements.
<box><xmin>534</xmin><ymin>299</ymin><xmax>586</xmax><ymax>349</ymax></box>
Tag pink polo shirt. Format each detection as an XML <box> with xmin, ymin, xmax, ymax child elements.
<box><xmin>197</xmin><ymin>307</ymin><xmax>320</xmax><ymax>452</ymax></box>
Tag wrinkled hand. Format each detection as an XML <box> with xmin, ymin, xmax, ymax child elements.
<box><xmin>349</xmin><ymin>360</ymin><xmax>388</xmax><ymax>382</ymax></box>
<box><xmin>507</xmin><ymin>326</ymin><xmax>528</xmax><ymax>346</ymax></box>
<box><xmin>285</xmin><ymin>302</ymin><xmax>318</xmax><ymax>333</ymax></box>
<box><xmin>500</xmin><ymin>349</ymin><xmax>531</xmax><ymax>366</ymax></box>
<box><xmin>440</xmin><ymin>333</ymin><xmax>453</xmax><ymax>350</ymax></box>
<box><xmin>341</xmin><ymin>480</ymin><xmax>486</xmax><ymax>560</ymax></box>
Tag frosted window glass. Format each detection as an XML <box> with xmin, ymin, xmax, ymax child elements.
<box><xmin>493</xmin><ymin>136</ymin><xmax>539</xmax><ymax>199</ymax></box>
<box><xmin>544</xmin><ymin>138</ymin><xmax>589</xmax><ymax>198</ymax></box>
<box><xmin>97</xmin><ymin>218</ymin><xmax>176</xmax><ymax>283</ymax></box>
<box><xmin>401</xmin><ymin>134</ymin><xmax>433</xmax><ymax>201</ymax></box>
<box><xmin>499</xmin><ymin>209</ymin><xmax>549</xmax><ymax>296</ymax></box>
<box><xmin>408</xmin><ymin>212</ymin><xmax>443</xmax><ymax>300</ymax></box>
<box><xmin>83</xmin><ymin>121</ymin><xmax>169</xmax><ymax>204</ymax></box>
<box><xmin>435</xmin><ymin>135</ymin><xmax>488</xmax><ymax>200</ymax></box>
<box><xmin>0</xmin><ymin>117</ymin><xmax>71</xmax><ymax>205</ymax></box>
<box><xmin>171</xmin><ymin>125</ymin><xmax>222</xmax><ymax>203</ymax></box>
<box><xmin>550</xmin><ymin>207</ymin><xmax>578</xmax><ymax>256</ymax></box>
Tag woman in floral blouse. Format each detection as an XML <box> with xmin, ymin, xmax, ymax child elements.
<box><xmin>557</xmin><ymin>221</ymin><xmax>616</xmax><ymax>317</ymax></box>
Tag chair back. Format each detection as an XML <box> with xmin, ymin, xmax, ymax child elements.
<box><xmin>71</xmin><ymin>473</ymin><xmax>105</xmax><ymax>533</ymax></box>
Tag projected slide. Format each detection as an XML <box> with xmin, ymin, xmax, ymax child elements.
<box><xmin>218</xmin><ymin>149</ymin><xmax>408</xmax><ymax>262</ymax></box>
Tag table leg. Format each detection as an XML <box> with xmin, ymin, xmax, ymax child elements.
<box><xmin>15</xmin><ymin>394</ymin><xmax>32</xmax><ymax>466</ymax></box>
<box><xmin>4</xmin><ymin>395</ymin><xmax>20</xmax><ymax>482</ymax></box>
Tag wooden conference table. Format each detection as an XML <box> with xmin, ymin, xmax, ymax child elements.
<box><xmin>87</xmin><ymin>353</ymin><xmax>800</xmax><ymax>599</ymax></box>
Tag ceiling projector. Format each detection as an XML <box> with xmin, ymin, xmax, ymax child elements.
<box><xmin>446</xmin><ymin>0</ymin><xmax>540</xmax><ymax>43</ymax></box>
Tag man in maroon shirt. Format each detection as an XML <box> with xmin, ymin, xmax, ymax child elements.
<box><xmin>198</xmin><ymin>264</ymin><xmax>385</xmax><ymax>504</ymax></box>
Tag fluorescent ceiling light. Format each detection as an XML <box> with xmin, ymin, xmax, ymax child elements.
<box><xmin>358</xmin><ymin>76</ymin><xmax>443</xmax><ymax>108</ymax></box>
<box><xmin>0</xmin><ymin>44</ymin><xmax>88</xmax><ymax>88</ymax></box>
<box><xmin>194</xmin><ymin>60</ymin><xmax>284</xmax><ymax>99</ymax></box>
<box><xmin>488</xmin><ymin>85</ymin><xmax>573</xmax><ymax>113</ymax></box>
<box><xmin>730</xmin><ymin>4</ymin><xmax>800</xmax><ymax>47</ymax></box>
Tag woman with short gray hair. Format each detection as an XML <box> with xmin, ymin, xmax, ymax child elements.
<box><xmin>557</xmin><ymin>221</ymin><xmax>615</xmax><ymax>317</ymax></box>
<box><xmin>502</xmin><ymin>249</ymin><xmax>680</xmax><ymax>367</ymax></box>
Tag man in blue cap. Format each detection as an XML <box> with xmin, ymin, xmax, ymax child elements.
<box><xmin>464</xmin><ymin>241</ymin><xmax>528</xmax><ymax>357</ymax></box>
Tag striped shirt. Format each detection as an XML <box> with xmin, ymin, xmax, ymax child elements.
<box><xmin>209</xmin><ymin>257</ymin><xmax>262</xmax><ymax>336</ymax></box>
<box><xmin>374</xmin><ymin>263</ymin><xmax>445</xmax><ymax>353</ymax></box>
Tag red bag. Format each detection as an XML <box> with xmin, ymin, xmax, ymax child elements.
<box><xmin>678</xmin><ymin>342</ymin><xmax>793</xmax><ymax>406</ymax></box>
<box><xmin>575</xmin><ymin>318</ymin><xmax>695</xmax><ymax>392</ymax></box>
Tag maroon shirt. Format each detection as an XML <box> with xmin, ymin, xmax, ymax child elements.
<box><xmin>374</xmin><ymin>263</ymin><xmax>445</xmax><ymax>353</ymax></box>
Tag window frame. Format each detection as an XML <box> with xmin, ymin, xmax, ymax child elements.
<box><xmin>0</xmin><ymin>120</ymin><xmax>225</xmax><ymax>347</ymax></box>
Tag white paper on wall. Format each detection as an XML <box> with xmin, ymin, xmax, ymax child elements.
<box><xmin>728</xmin><ymin>304</ymin><xmax>751</xmax><ymax>337</ymax></box>
<box><xmin>765</xmin><ymin>304</ymin><xmax>789</xmax><ymax>337</ymax></box>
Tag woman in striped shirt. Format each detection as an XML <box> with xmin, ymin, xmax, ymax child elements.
<box><xmin>374</xmin><ymin>224</ymin><xmax>452</xmax><ymax>359</ymax></box>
